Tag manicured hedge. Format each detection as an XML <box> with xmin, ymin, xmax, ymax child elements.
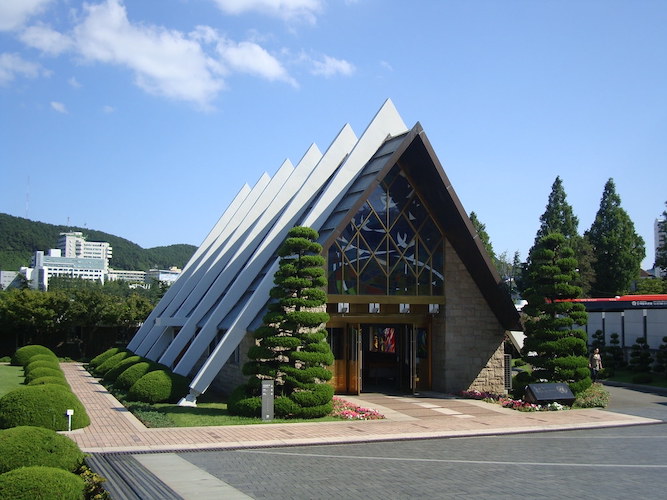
<box><xmin>0</xmin><ymin>466</ymin><xmax>84</xmax><ymax>500</ymax></box>
<box><xmin>24</xmin><ymin>359</ymin><xmax>61</xmax><ymax>375</ymax></box>
<box><xmin>88</xmin><ymin>347</ymin><xmax>121</xmax><ymax>369</ymax></box>
<box><xmin>11</xmin><ymin>345</ymin><xmax>56</xmax><ymax>367</ymax></box>
<box><xmin>114</xmin><ymin>361</ymin><xmax>159</xmax><ymax>390</ymax></box>
<box><xmin>0</xmin><ymin>385</ymin><xmax>90</xmax><ymax>431</ymax></box>
<box><xmin>24</xmin><ymin>353</ymin><xmax>59</xmax><ymax>365</ymax></box>
<box><xmin>93</xmin><ymin>351</ymin><xmax>130</xmax><ymax>377</ymax></box>
<box><xmin>24</xmin><ymin>367</ymin><xmax>66</xmax><ymax>384</ymax></box>
<box><xmin>103</xmin><ymin>355</ymin><xmax>142</xmax><ymax>383</ymax></box>
<box><xmin>127</xmin><ymin>370</ymin><xmax>190</xmax><ymax>404</ymax></box>
<box><xmin>0</xmin><ymin>426</ymin><xmax>84</xmax><ymax>474</ymax></box>
<box><xmin>26</xmin><ymin>376</ymin><xmax>71</xmax><ymax>389</ymax></box>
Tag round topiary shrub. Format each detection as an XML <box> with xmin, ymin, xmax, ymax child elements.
<box><xmin>25</xmin><ymin>353</ymin><xmax>59</xmax><ymax>365</ymax></box>
<box><xmin>25</xmin><ymin>359</ymin><xmax>61</xmax><ymax>375</ymax></box>
<box><xmin>127</xmin><ymin>370</ymin><xmax>190</xmax><ymax>404</ymax></box>
<box><xmin>102</xmin><ymin>355</ymin><xmax>142</xmax><ymax>383</ymax></box>
<box><xmin>0</xmin><ymin>426</ymin><xmax>85</xmax><ymax>474</ymax></box>
<box><xmin>93</xmin><ymin>351</ymin><xmax>130</xmax><ymax>377</ymax></box>
<box><xmin>114</xmin><ymin>361</ymin><xmax>159</xmax><ymax>390</ymax></box>
<box><xmin>24</xmin><ymin>367</ymin><xmax>66</xmax><ymax>384</ymax></box>
<box><xmin>0</xmin><ymin>385</ymin><xmax>90</xmax><ymax>431</ymax></box>
<box><xmin>11</xmin><ymin>345</ymin><xmax>56</xmax><ymax>367</ymax></box>
<box><xmin>27</xmin><ymin>376</ymin><xmax>71</xmax><ymax>389</ymax></box>
<box><xmin>88</xmin><ymin>347</ymin><xmax>121</xmax><ymax>369</ymax></box>
<box><xmin>0</xmin><ymin>466</ymin><xmax>84</xmax><ymax>500</ymax></box>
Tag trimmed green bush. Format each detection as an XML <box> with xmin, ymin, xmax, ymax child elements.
<box><xmin>115</xmin><ymin>361</ymin><xmax>159</xmax><ymax>390</ymax></box>
<box><xmin>25</xmin><ymin>353</ymin><xmax>59</xmax><ymax>365</ymax></box>
<box><xmin>93</xmin><ymin>351</ymin><xmax>130</xmax><ymax>376</ymax></box>
<box><xmin>0</xmin><ymin>426</ymin><xmax>85</xmax><ymax>474</ymax></box>
<box><xmin>0</xmin><ymin>466</ymin><xmax>84</xmax><ymax>500</ymax></box>
<box><xmin>102</xmin><ymin>355</ymin><xmax>142</xmax><ymax>383</ymax></box>
<box><xmin>88</xmin><ymin>347</ymin><xmax>121</xmax><ymax>368</ymax></box>
<box><xmin>24</xmin><ymin>367</ymin><xmax>66</xmax><ymax>384</ymax></box>
<box><xmin>0</xmin><ymin>385</ymin><xmax>90</xmax><ymax>431</ymax></box>
<box><xmin>11</xmin><ymin>345</ymin><xmax>56</xmax><ymax>367</ymax></box>
<box><xmin>25</xmin><ymin>359</ymin><xmax>62</xmax><ymax>375</ymax></box>
<box><xmin>26</xmin><ymin>376</ymin><xmax>71</xmax><ymax>389</ymax></box>
<box><xmin>127</xmin><ymin>370</ymin><xmax>190</xmax><ymax>404</ymax></box>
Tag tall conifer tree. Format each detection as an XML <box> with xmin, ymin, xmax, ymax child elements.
<box><xmin>586</xmin><ymin>179</ymin><xmax>645</xmax><ymax>297</ymax></box>
<box><xmin>521</xmin><ymin>177</ymin><xmax>594</xmax><ymax>296</ymax></box>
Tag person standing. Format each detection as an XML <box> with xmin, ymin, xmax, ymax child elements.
<box><xmin>589</xmin><ymin>348</ymin><xmax>603</xmax><ymax>382</ymax></box>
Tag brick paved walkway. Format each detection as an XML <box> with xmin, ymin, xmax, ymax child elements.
<box><xmin>61</xmin><ymin>362</ymin><xmax>659</xmax><ymax>453</ymax></box>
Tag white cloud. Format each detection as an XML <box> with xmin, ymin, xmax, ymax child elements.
<box><xmin>0</xmin><ymin>52</ymin><xmax>47</xmax><ymax>85</ymax></box>
<box><xmin>216</xmin><ymin>39</ymin><xmax>297</xmax><ymax>86</ymax></box>
<box><xmin>0</xmin><ymin>0</ymin><xmax>55</xmax><ymax>32</ymax></box>
<box><xmin>68</xmin><ymin>77</ymin><xmax>81</xmax><ymax>88</ymax></box>
<box><xmin>72</xmin><ymin>0</ymin><xmax>225</xmax><ymax>108</ymax></box>
<box><xmin>210</xmin><ymin>0</ymin><xmax>323</xmax><ymax>23</ymax></box>
<box><xmin>50</xmin><ymin>101</ymin><xmax>67</xmax><ymax>113</ymax></box>
<box><xmin>380</xmin><ymin>60</ymin><xmax>393</xmax><ymax>72</ymax></box>
<box><xmin>20</xmin><ymin>23</ymin><xmax>73</xmax><ymax>55</ymax></box>
<box><xmin>310</xmin><ymin>54</ymin><xmax>355</xmax><ymax>77</ymax></box>
<box><xmin>102</xmin><ymin>105</ymin><xmax>115</xmax><ymax>113</ymax></box>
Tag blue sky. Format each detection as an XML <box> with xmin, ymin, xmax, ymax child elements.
<box><xmin>1</xmin><ymin>0</ymin><xmax>665</xmax><ymax>270</ymax></box>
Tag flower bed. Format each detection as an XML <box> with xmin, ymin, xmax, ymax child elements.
<box><xmin>459</xmin><ymin>390</ymin><xmax>566</xmax><ymax>412</ymax></box>
<box><xmin>331</xmin><ymin>396</ymin><xmax>385</xmax><ymax>420</ymax></box>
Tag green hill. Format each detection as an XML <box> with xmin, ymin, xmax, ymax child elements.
<box><xmin>0</xmin><ymin>213</ymin><xmax>196</xmax><ymax>272</ymax></box>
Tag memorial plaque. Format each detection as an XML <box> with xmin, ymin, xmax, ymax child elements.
<box><xmin>524</xmin><ymin>383</ymin><xmax>576</xmax><ymax>406</ymax></box>
<box><xmin>261</xmin><ymin>380</ymin><xmax>274</xmax><ymax>421</ymax></box>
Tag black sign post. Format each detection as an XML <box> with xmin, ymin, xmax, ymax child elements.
<box><xmin>524</xmin><ymin>383</ymin><xmax>576</xmax><ymax>406</ymax></box>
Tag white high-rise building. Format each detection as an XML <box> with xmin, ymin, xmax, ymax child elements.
<box><xmin>655</xmin><ymin>218</ymin><xmax>666</xmax><ymax>277</ymax></box>
<box><xmin>58</xmin><ymin>232</ymin><xmax>113</xmax><ymax>264</ymax></box>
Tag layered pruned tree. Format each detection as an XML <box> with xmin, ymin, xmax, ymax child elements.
<box><xmin>520</xmin><ymin>177</ymin><xmax>595</xmax><ymax>297</ymax></box>
<box><xmin>604</xmin><ymin>333</ymin><xmax>626</xmax><ymax>376</ymax></box>
<box><xmin>521</xmin><ymin>233</ymin><xmax>591</xmax><ymax>395</ymax></box>
<box><xmin>628</xmin><ymin>337</ymin><xmax>653</xmax><ymax>374</ymax></box>
<box><xmin>654</xmin><ymin>337</ymin><xmax>667</xmax><ymax>379</ymax></box>
<box><xmin>586</xmin><ymin>179</ymin><xmax>645</xmax><ymax>297</ymax></box>
<box><xmin>229</xmin><ymin>226</ymin><xmax>334</xmax><ymax>419</ymax></box>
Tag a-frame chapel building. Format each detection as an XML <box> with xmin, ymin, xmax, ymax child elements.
<box><xmin>127</xmin><ymin>100</ymin><xmax>522</xmax><ymax>406</ymax></box>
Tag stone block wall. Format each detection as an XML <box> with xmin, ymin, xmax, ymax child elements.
<box><xmin>431</xmin><ymin>239</ymin><xmax>507</xmax><ymax>394</ymax></box>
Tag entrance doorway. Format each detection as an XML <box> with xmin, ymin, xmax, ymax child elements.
<box><xmin>328</xmin><ymin>323</ymin><xmax>430</xmax><ymax>395</ymax></box>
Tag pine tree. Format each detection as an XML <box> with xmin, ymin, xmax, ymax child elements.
<box><xmin>604</xmin><ymin>333</ymin><xmax>625</xmax><ymax>375</ymax></box>
<box><xmin>470</xmin><ymin>211</ymin><xmax>497</xmax><ymax>263</ymax></box>
<box><xmin>591</xmin><ymin>330</ymin><xmax>605</xmax><ymax>350</ymax></box>
<box><xmin>521</xmin><ymin>233</ymin><xmax>591</xmax><ymax>395</ymax></box>
<box><xmin>229</xmin><ymin>226</ymin><xmax>334</xmax><ymax>419</ymax></box>
<box><xmin>586</xmin><ymin>179</ymin><xmax>645</xmax><ymax>297</ymax></box>
<box><xmin>654</xmin><ymin>336</ymin><xmax>667</xmax><ymax>379</ymax></box>
<box><xmin>629</xmin><ymin>337</ymin><xmax>653</xmax><ymax>372</ymax></box>
<box><xmin>534</xmin><ymin>176</ymin><xmax>580</xmax><ymax>242</ymax></box>
<box><xmin>520</xmin><ymin>177</ymin><xmax>594</xmax><ymax>297</ymax></box>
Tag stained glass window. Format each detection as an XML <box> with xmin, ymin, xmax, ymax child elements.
<box><xmin>328</xmin><ymin>165</ymin><xmax>444</xmax><ymax>296</ymax></box>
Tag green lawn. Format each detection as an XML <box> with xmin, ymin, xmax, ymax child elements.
<box><xmin>0</xmin><ymin>364</ymin><xmax>24</xmax><ymax>397</ymax></box>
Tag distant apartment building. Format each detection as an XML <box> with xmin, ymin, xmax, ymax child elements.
<box><xmin>145</xmin><ymin>267</ymin><xmax>182</xmax><ymax>285</ymax></box>
<box><xmin>653</xmin><ymin>217</ymin><xmax>666</xmax><ymax>278</ymax></box>
<box><xmin>31</xmin><ymin>249</ymin><xmax>107</xmax><ymax>290</ymax></box>
<box><xmin>58</xmin><ymin>232</ymin><xmax>113</xmax><ymax>263</ymax></box>
<box><xmin>107</xmin><ymin>269</ymin><xmax>147</xmax><ymax>283</ymax></box>
<box><xmin>4</xmin><ymin>231</ymin><xmax>182</xmax><ymax>290</ymax></box>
